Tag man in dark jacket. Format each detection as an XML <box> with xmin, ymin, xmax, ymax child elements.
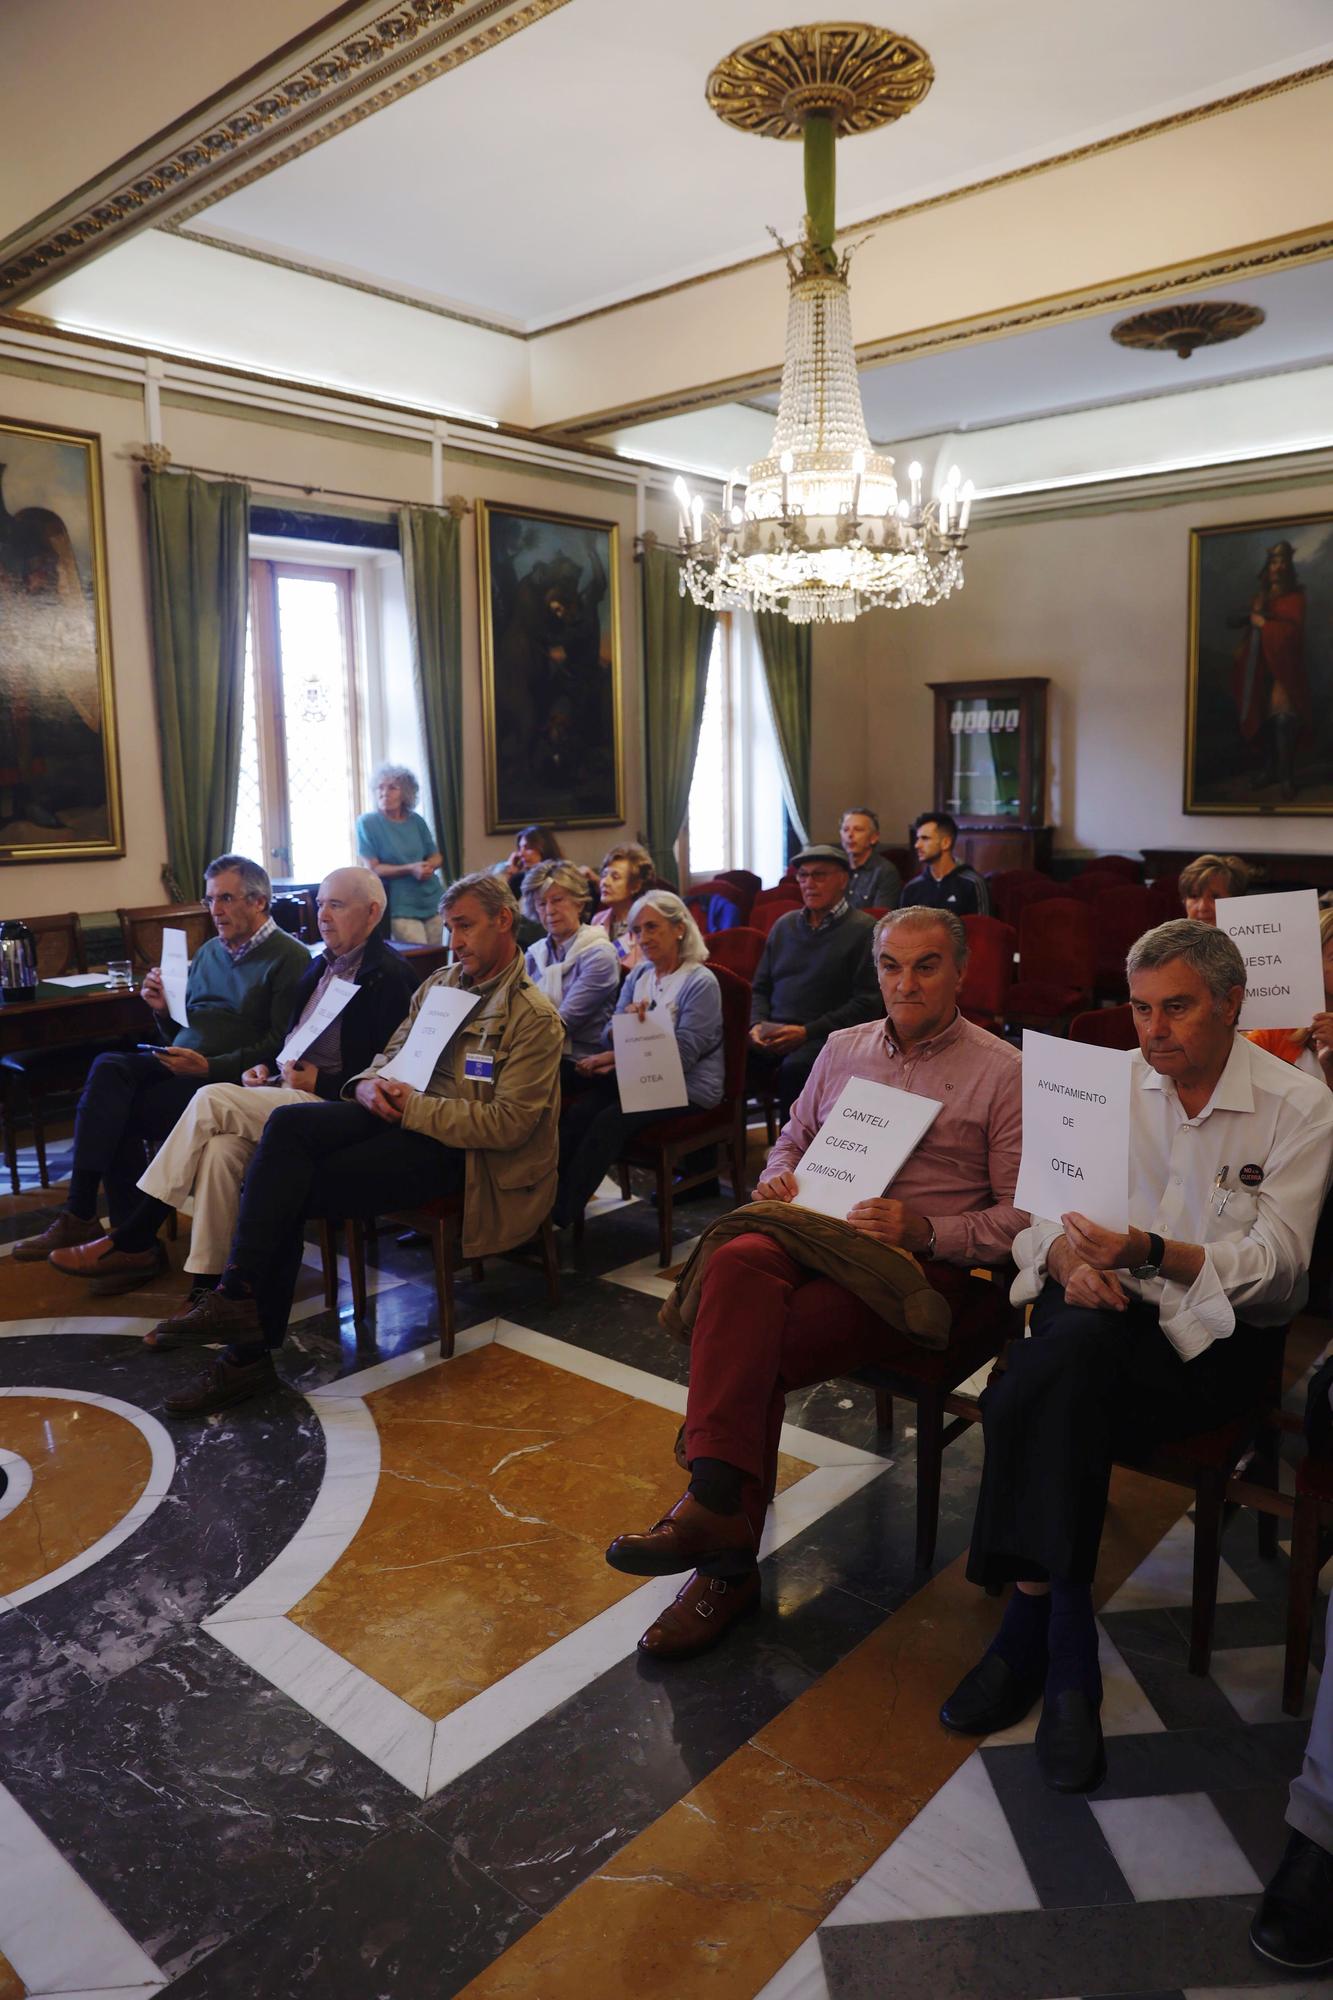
<box><xmin>47</xmin><ymin>868</ymin><xmax>417</xmax><ymax>1301</ymax></box>
<box><xmin>748</xmin><ymin>844</ymin><xmax>882</xmax><ymax>1121</ymax></box>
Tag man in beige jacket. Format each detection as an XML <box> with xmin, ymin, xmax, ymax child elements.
<box><xmin>161</xmin><ymin>871</ymin><xmax>564</xmax><ymax>1416</ymax></box>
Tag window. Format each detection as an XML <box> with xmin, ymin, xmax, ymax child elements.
<box><xmin>683</xmin><ymin>614</ymin><xmax>789</xmax><ymax>886</ymax></box>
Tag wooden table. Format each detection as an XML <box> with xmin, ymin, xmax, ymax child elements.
<box><xmin>0</xmin><ymin>982</ymin><xmax>153</xmax><ymax>1058</ymax></box>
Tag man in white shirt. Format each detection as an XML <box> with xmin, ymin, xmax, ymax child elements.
<box><xmin>940</xmin><ymin>919</ymin><xmax>1333</xmax><ymax>1794</ymax></box>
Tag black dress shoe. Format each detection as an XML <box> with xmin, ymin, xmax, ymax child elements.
<box><xmin>1035</xmin><ymin>1689</ymin><xmax>1106</xmax><ymax>1793</ymax></box>
<box><xmin>1250</xmin><ymin>1830</ymin><xmax>1333</xmax><ymax>1971</ymax></box>
<box><xmin>939</xmin><ymin>1651</ymin><xmax>1044</xmax><ymax>1736</ymax></box>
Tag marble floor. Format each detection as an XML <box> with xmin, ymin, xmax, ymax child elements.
<box><xmin>1</xmin><ymin>1132</ymin><xmax>1329</xmax><ymax>1999</ymax></box>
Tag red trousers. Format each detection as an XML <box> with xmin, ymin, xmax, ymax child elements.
<box><xmin>683</xmin><ymin>1232</ymin><xmax>977</xmax><ymax>1540</ymax></box>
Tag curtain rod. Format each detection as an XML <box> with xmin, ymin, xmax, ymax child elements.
<box><xmin>133</xmin><ymin>449</ymin><xmax>470</xmax><ymax>516</ymax></box>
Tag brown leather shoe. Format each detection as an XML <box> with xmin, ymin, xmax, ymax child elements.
<box><xmin>638</xmin><ymin>1570</ymin><xmax>761</xmax><ymax>1660</ymax></box>
<box><xmin>12</xmin><ymin>1211</ymin><xmax>102</xmax><ymax>1262</ymax></box>
<box><xmin>50</xmin><ymin>1236</ymin><xmax>161</xmax><ymax>1280</ymax></box>
<box><xmin>144</xmin><ymin>1287</ymin><xmax>262</xmax><ymax>1351</ymax></box>
<box><xmin>605</xmin><ymin>1491</ymin><xmax>757</xmax><ymax>1579</ymax></box>
<box><xmin>164</xmin><ymin>1351</ymin><xmax>279</xmax><ymax>1416</ymax></box>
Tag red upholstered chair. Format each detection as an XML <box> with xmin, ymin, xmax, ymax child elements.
<box><xmin>1068</xmin><ymin>870</ymin><xmax>1124</xmax><ymax>905</ymax></box>
<box><xmin>716</xmin><ymin>870</ymin><xmax>760</xmax><ymax>923</ymax></box>
<box><xmin>1147</xmin><ymin>879</ymin><xmax>1185</xmax><ymax>926</ymax></box>
<box><xmin>1068</xmin><ymin>1002</ymin><xmax>1137</xmax><ymax>1050</ymax></box>
<box><xmin>987</xmin><ymin>870</ymin><xmax>1060</xmax><ymax>930</ymax></box>
<box><xmin>704</xmin><ymin>927</ymin><xmax>765</xmax><ymax>982</ymax></box>
<box><xmin>1088</xmin><ymin>855</ymin><xmax>1145</xmax><ymax>883</ymax></box>
<box><xmin>685</xmin><ymin>879</ymin><xmax>743</xmax><ymax>933</ymax></box>
<box><xmin>1007</xmin><ymin>897</ymin><xmax>1095</xmax><ymax>1031</ymax></box>
<box><xmin>881</xmin><ymin>844</ymin><xmax>915</xmax><ymax>884</ymax></box>
<box><xmin>1092</xmin><ymin>883</ymin><xmax>1158</xmax><ymax>1000</ymax></box>
<box><xmin>614</xmin><ymin>962</ymin><xmax>752</xmax><ymax>1266</ymax></box>
<box><xmin>752</xmin><ymin>891</ymin><xmax>801</xmax><ymax>936</ymax></box>
<box><xmin>957</xmin><ymin>914</ymin><xmax>1016</xmax><ymax>1033</ymax></box>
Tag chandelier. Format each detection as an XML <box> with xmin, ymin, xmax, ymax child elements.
<box><xmin>672</xmin><ymin>25</ymin><xmax>974</xmax><ymax>625</ymax></box>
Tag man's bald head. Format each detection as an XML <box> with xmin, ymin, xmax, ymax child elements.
<box><xmin>317</xmin><ymin>867</ymin><xmax>386</xmax><ymax>956</ymax></box>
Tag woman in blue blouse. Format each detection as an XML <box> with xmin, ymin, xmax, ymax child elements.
<box><xmin>553</xmin><ymin>891</ymin><xmax>723</xmax><ymax>1228</ymax></box>
<box><xmin>356</xmin><ymin>764</ymin><xmax>444</xmax><ymax>944</ymax></box>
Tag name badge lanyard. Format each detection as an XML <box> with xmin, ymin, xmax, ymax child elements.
<box><xmin>464</xmin><ymin>1025</ymin><xmax>495</xmax><ymax>1083</ymax></box>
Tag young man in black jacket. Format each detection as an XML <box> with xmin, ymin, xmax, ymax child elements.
<box><xmin>48</xmin><ymin>868</ymin><xmax>418</xmax><ymax>1306</ymax></box>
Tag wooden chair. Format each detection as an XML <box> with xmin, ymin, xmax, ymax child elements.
<box><xmin>117</xmin><ymin>901</ymin><xmax>212</xmax><ymax>976</ymax></box>
<box><xmin>958</xmin><ymin>914</ymin><xmax>1016</xmax><ymax>1034</ymax></box>
<box><xmin>612</xmin><ymin>962</ymin><xmax>752</xmax><ymax>1267</ymax></box>
<box><xmin>1068</xmin><ymin>1002</ymin><xmax>1137</xmax><ymax>1050</ymax></box>
<box><xmin>704</xmin><ymin>927</ymin><xmax>765</xmax><ymax>982</ymax></box>
<box><xmin>335</xmin><ymin>1197</ymin><xmax>561</xmax><ymax>1358</ymax></box>
<box><xmin>1</xmin><ymin>914</ymin><xmax>104</xmax><ymax>1192</ymax></box>
<box><xmin>854</xmin><ymin>1271</ymin><xmax>1023</xmax><ymax>1573</ymax></box>
<box><xmin>1007</xmin><ymin>897</ymin><xmax>1095</xmax><ymax>1032</ymax></box>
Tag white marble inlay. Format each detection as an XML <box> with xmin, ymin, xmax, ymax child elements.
<box><xmin>825</xmin><ymin>1754</ymin><xmax>1039</xmax><ymax>1925</ymax></box>
<box><xmin>0</xmin><ymin>1780</ymin><xmax>164</xmax><ymax>1993</ymax></box>
<box><xmin>1102</xmin><ymin>1513</ymin><xmax>1253</xmax><ymax>1614</ymax></box>
<box><xmin>1209</xmin><ymin>1642</ymin><xmax>1322</xmax><ymax>1725</ymax></box>
<box><xmin>983</xmin><ymin>1623</ymin><xmax>1165</xmax><ymax>1747</ymax></box>
<box><xmin>0</xmin><ymin>1448</ymin><xmax>33</xmax><ymax>1525</ymax></box>
<box><xmin>599</xmin><ymin>1237</ymin><xmax>701</xmax><ymax>1300</ymax></box>
<box><xmin>1090</xmin><ymin>1792</ymin><xmax>1264</xmax><ymax>1901</ymax></box>
<box><xmin>752</xmin><ymin>1932</ymin><xmax>831</xmax><ymax>2000</ymax></box>
<box><xmin>0</xmin><ymin>1387</ymin><xmax>176</xmax><ymax>1614</ymax></box>
<box><xmin>27</xmin><ymin>1987</ymin><xmax>165</xmax><ymax>2000</ymax></box>
<box><xmin>1185</xmin><ymin>1986</ymin><xmax>1333</xmax><ymax>2000</ymax></box>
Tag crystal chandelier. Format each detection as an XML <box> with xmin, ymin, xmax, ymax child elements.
<box><xmin>673</xmin><ymin>25</ymin><xmax>974</xmax><ymax>625</ymax></box>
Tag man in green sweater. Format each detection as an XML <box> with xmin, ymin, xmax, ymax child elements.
<box><xmin>14</xmin><ymin>854</ymin><xmax>309</xmax><ymax>1272</ymax></box>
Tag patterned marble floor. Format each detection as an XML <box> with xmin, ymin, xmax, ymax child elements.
<box><xmin>0</xmin><ymin>1133</ymin><xmax>1329</xmax><ymax>1999</ymax></box>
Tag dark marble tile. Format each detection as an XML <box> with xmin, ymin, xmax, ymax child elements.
<box><xmin>1208</xmin><ymin>1596</ymin><xmax>1296</xmax><ymax>1650</ymax></box>
<box><xmin>0</xmin><ymin>1198</ymin><xmax>64</xmax><ymax>1244</ymax></box>
<box><xmin>1099</xmin><ymin>1611</ymin><xmax>1247</xmax><ymax>1732</ymax></box>
<box><xmin>0</xmin><ymin>1629</ymin><xmax>413</xmax><ymax>1983</ymax></box>
<box><xmin>818</xmin><ymin>1896</ymin><xmax>1268</xmax><ymax>2000</ymax></box>
<box><xmin>1086</xmin><ymin>1723</ymin><xmax>1307</xmax><ymax>1801</ymax></box>
<box><xmin>157</xmin><ymin>1823</ymin><xmax>533</xmax><ymax>1998</ymax></box>
<box><xmin>1210</xmin><ymin>1780</ymin><xmax>1296</xmax><ymax>1886</ymax></box>
<box><xmin>980</xmin><ymin>1747</ymin><xmax>1132</xmax><ymax>1909</ymax></box>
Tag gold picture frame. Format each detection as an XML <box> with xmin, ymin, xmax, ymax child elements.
<box><xmin>0</xmin><ymin>415</ymin><xmax>124</xmax><ymax>861</ymax></box>
<box><xmin>477</xmin><ymin>499</ymin><xmax>623</xmax><ymax>832</ymax></box>
<box><xmin>1185</xmin><ymin>510</ymin><xmax>1333</xmax><ymax>815</ymax></box>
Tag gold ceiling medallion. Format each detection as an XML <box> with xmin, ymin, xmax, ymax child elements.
<box><xmin>1111</xmin><ymin>300</ymin><xmax>1266</xmax><ymax>360</ymax></box>
<box><xmin>705</xmin><ymin>23</ymin><xmax>933</xmax><ymax>140</ymax></box>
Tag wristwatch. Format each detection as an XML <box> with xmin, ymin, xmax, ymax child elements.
<box><xmin>922</xmin><ymin>1223</ymin><xmax>937</xmax><ymax>1261</ymax></box>
<box><xmin>1129</xmin><ymin>1230</ymin><xmax>1165</xmax><ymax>1280</ymax></box>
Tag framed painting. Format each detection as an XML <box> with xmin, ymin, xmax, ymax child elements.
<box><xmin>1186</xmin><ymin>510</ymin><xmax>1333</xmax><ymax>815</ymax></box>
<box><xmin>0</xmin><ymin>415</ymin><xmax>123</xmax><ymax>862</ymax></box>
<box><xmin>478</xmin><ymin>500</ymin><xmax>622</xmax><ymax>831</ymax></box>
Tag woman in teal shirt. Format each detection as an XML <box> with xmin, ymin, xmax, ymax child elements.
<box><xmin>356</xmin><ymin>764</ymin><xmax>444</xmax><ymax>943</ymax></box>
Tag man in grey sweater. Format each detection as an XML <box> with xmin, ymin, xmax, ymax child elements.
<box><xmin>748</xmin><ymin>844</ymin><xmax>882</xmax><ymax>1121</ymax></box>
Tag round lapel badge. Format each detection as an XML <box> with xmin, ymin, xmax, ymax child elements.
<box><xmin>1239</xmin><ymin>1163</ymin><xmax>1264</xmax><ymax>1188</ymax></box>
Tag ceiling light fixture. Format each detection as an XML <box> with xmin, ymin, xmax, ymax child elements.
<box><xmin>1110</xmin><ymin>300</ymin><xmax>1266</xmax><ymax>361</ymax></box>
<box><xmin>672</xmin><ymin>23</ymin><xmax>972</xmax><ymax>625</ymax></box>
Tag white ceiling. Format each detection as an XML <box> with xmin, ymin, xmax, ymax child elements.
<box><xmin>195</xmin><ymin>0</ymin><xmax>1333</xmax><ymax>331</ymax></box>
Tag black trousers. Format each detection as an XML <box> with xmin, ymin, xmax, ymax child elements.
<box><xmin>966</xmin><ymin>1279</ymin><xmax>1272</xmax><ymax>1589</ymax></box>
<box><xmin>747</xmin><ymin>1037</ymin><xmax>823</xmax><ymax>1125</ymax></box>
<box><xmin>553</xmin><ymin>1077</ymin><xmax>664</xmax><ymax>1227</ymax></box>
<box><xmin>229</xmin><ymin>1100</ymin><xmax>465</xmax><ymax>1345</ymax></box>
<box><xmin>71</xmin><ymin>1050</ymin><xmax>204</xmax><ymax>1228</ymax></box>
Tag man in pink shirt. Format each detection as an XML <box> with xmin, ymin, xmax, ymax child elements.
<box><xmin>605</xmin><ymin>905</ymin><xmax>1025</xmax><ymax>1659</ymax></box>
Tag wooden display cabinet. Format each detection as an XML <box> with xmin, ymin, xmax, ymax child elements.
<box><xmin>928</xmin><ymin>677</ymin><xmax>1052</xmax><ymax>874</ymax></box>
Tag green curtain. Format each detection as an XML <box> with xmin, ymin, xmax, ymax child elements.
<box><xmin>145</xmin><ymin>470</ymin><xmax>249</xmax><ymax>899</ymax></box>
<box><xmin>641</xmin><ymin>545</ymin><xmax>716</xmax><ymax>883</ymax></box>
<box><xmin>399</xmin><ymin>506</ymin><xmax>463</xmax><ymax>884</ymax></box>
<box><xmin>754</xmin><ymin>609</ymin><xmax>812</xmax><ymax>844</ymax></box>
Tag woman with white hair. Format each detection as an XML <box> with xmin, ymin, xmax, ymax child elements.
<box><xmin>553</xmin><ymin>890</ymin><xmax>723</xmax><ymax>1228</ymax></box>
<box><xmin>523</xmin><ymin>859</ymin><xmax>621</xmax><ymax>1064</ymax></box>
<box><xmin>356</xmin><ymin>763</ymin><xmax>444</xmax><ymax>944</ymax></box>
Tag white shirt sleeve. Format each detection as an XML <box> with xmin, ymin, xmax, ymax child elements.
<box><xmin>1009</xmin><ymin>1217</ymin><xmax>1063</xmax><ymax>1306</ymax></box>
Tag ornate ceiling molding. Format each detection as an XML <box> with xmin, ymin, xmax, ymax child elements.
<box><xmin>0</xmin><ymin>0</ymin><xmax>572</xmax><ymax>308</ymax></box>
<box><xmin>705</xmin><ymin>22</ymin><xmax>934</xmax><ymax>139</ymax></box>
<box><xmin>1111</xmin><ymin>300</ymin><xmax>1265</xmax><ymax>359</ymax></box>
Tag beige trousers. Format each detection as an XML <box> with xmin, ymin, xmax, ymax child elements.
<box><xmin>137</xmin><ymin>1081</ymin><xmax>318</xmax><ymax>1274</ymax></box>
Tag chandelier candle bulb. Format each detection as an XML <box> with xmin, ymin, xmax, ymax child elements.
<box><xmin>959</xmin><ymin>481</ymin><xmax>974</xmax><ymax>534</ymax></box>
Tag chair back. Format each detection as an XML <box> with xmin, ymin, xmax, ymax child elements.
<box><xmin>708</xmin><ymin>961</ymin><xmax>754</xmax><ymax>1110</ymax></box>
<box><xmin>395</xmin><ymin>943</ymin><xmax>451</xmax><ymax>984</ymax></box>
<box><xmin>117</xmin><ymin>901</ymin><xmax>214</xmax><ymax>974</ymax></box>
<box><xmin>685</xmin><ymin>879</ymin><xmax>743</xmax><ymax>933</ymax></box>
<box><xmin>715</xmin><ymin>869</ymin><xmax>760</xmax><ymax>921</ymax></box>
<box><xmin>1087</xmin><ymin>855</ymin><xmax>1144</xmax><ymax>883</ymax></box>
<box><xmin>1068</xmin><ymin>870</ymin><xmax>1124</xmax><ymax>905</ymax></box>
<box><xmin>958</xmin><ymin>914</ymin><xmax>1016</xmax><ymax>1026</ymax></box>
<box><xmin>1093</xmin><ymin>883</ymin><xmax>1158</xmax><ymax>998</ymax></box>
<box><xmin>1068</xmin><ymin>1002</ymin><xmax>1137</xmax><ymax>1051</ymax></box>
<box><xmin>752</xmin><ymin>889</ymin><xmax>801</xmax><ymax>936</ymax></box>
<box><xmin>1146</xmin><ymin>879</ymin><xmax>1184</xmax><ymax>926</ymax></box>
<box><xmin>986</xmin><ymin>869</ymin><xmax>1058</xmax><ymax>928</ymax></box>
<box><xmin>23</xmin><ymin>912</ymin><xmax>87</xmax><ymax>979</ymax></box>
<box><xmin>1017</xmin><ymin>896</ymin><xmax>1095</xmax><ymax>993</ymax></box>
<box><xmin>882</xmin><ymin>844</ymin><xmax>915</xmax><ymax>883</ymax></box>
<box><xmin>704</xmin><ymin>926</ymin><xmax>765</xmax><ymax>982</ymax></box>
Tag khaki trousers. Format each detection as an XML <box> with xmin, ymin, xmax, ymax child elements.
<box><xmin>137</xmin><ymin>1081</ymin><xmax>317</xmax><ymax>1274</ymax></box>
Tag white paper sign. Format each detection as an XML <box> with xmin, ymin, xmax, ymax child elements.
<box><xmin>277</xmin><ymin>976</ymin><xmax>358</xmax><ymax>1067</ymax></box>
<box><xmin>790</xmin><ymin>1076</ymin><xmax>941</xmax><ymax>1221</ymax></box>
<box><xmin>611</xmin><ymin>1009</ymin><xmax>689</xmax><ymax>1114</ymax></box>
<box><xmin>1015</xmin><ymin>1029</ymin><xmax>1132</xmax><ymax>1231</ymax></box>
<box><xmin>378</xmin><ymin>985</ymin><xmax>480</xmax><ymax>1089</ymax></box>
<box><xmin>46</xmin><ymin>973</ymin><xmax>113</xmax><ymax>989</ymax></box>
<box><xmin>1216</xmin><ymin>888</ymin><xmax>1325</xmax><ymax>1030</ymax></box>
<box><xmin>160</xmin><ymin>927</ymin><xmax>190</xmax><ymax>1025</ymax></box>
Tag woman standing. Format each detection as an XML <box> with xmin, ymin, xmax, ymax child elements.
<box><xmin>356</xmin><ymin>764</ymin><xmax>444</xmax><ymax>944</ymax></box>
<box><xmin>592</xmin><ymin>841</ymin><xmax>655</xmax><ymax>969</ymax></box>
<box><xmin>553</xmin><ymin>891</ymin><xmax>722</xmax><ymax>1228</ymax></box>
<box><xmin>1248</xmin><ymin>907</ymin><xmax>1333</xmax><ymax>1086</ymax></box>
<box><xmin>523</xmin><ymin>860</ymin><xmax>621</xmax><ymax>1067</ymax></box>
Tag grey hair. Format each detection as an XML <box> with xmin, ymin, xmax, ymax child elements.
<box><xmin>319</xmin><ymin>865</ymin><xmax>386</xmax><ymax>917</ymax></box>
<box><xmin>205</xmin><ymin>854</ymin><xmax>272</xmax><ymax>907</ymax></box>
<box><xmin>1126</xmin><ymin>918</ymin><xmax>1246</xmax><ymax>1009</ymax></box>
<box><xmin>627</xmin><ymin>889</ymin><xmax>709</xmax><ymax>966</ymax></box>
<box><xmin>527</xmin><ymin>859</ymin><xmax>592</xmax><ymax>913</ymax></box>
<box><xmin>873</xmin><ymin>904</ymin><xmax>968</xmax><ymax>971</ymax></box>
<box><xmin>439</xmin><ymin>869</ymin><xmax>519</xmax><ymax>923</ymax></box>
<box><xmin>372</xmin><ymin>762</ymin><xmax>420</xmax><ymax>811</ymax></box>
<box><xmin>842</xmin><ymin>805</ymin><xmax>880</xmax><ymax>831</ymax></box>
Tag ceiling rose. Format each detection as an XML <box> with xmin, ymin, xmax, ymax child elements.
<box><xmin>1110</xmin><ymin>300</ymin><xmax>1266</xmax><ymax>360</ymax></box>
<box><xmin>705</xmin><ymin>22</ymin><xmax>934</xmax><ymax>139</ymax></box>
